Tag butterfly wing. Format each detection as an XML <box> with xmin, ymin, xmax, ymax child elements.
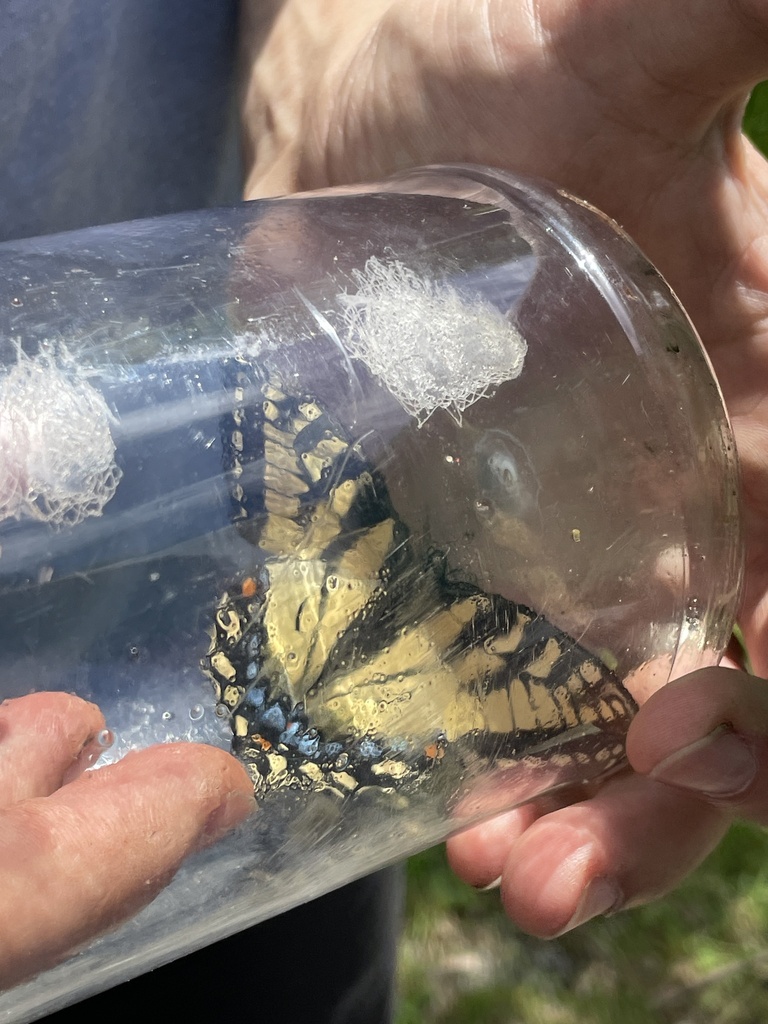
<box><xmin>204</xmin><ymin>381</ymin><xmax>636</xmax><ymax>798</ymax></box>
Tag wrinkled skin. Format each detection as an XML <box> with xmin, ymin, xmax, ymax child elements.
<box><xmin>0</xmin><ymin>693</ymin><xmax>253</xmax><ymax>987</ymax></box>
<box><xmin>240</xmin><ymin>0</ymin><xmax>768</xmax><ymax>936</ymax></box>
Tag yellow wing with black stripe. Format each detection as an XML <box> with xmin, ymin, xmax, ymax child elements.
<box><xmin>203</xmin><ymin>381</ymin><xmax>636</xmax><ymax>799</ymax></box>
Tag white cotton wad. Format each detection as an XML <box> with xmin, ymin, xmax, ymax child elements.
<box><xmin>338</xmin><ymin>257</ymin><xmax>527</xmax><ymax>425</ymax></box>
<box><xmin>0</xmin><ymin>348</ymin><xmax>121</xmax><ymax>526</ymax></box>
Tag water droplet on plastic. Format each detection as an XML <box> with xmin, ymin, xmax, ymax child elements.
<box><xmin>189</xmin><ymin>704</ymin><xmax>204</xmax><ymax>722</ymax></box>
<box><xmin>335</xmin><ymin>753</ymin><xmax>349</xmax><ymax>770</ymax></box>
<box><xmin>97</xmin><ymin>728</ymin><xmax>114</xmax><ymax>750</ymax></box>
<box><xmin>161</xmin><ymin>710</ymin><xmax>173</xmax><ymax>722</ymax></box>
<box><xmin>215</xmin><ymin>704</ymin><xmax>228</xmax><ymax>718</ymax></box>
<box><xmin>10</xmin><ymin>297</ymin><xmax>22</xmax><ymax>307</ymax></box>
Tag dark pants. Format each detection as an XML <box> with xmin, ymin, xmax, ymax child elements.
<box><xmin>42</xmin><ymin>868</ymin><xmax>403</xmax><ymax>1024</ymax></box>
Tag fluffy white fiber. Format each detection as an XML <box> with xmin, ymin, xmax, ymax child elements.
<box><xmin>338</xmin><ymin>257</ymin><xmax>527</xmax><ymax>425</ymax></box>
<box><xmin>0</xmin><ymin>347</ymin><xmax>121</xmax><ymax>526</ymax></box>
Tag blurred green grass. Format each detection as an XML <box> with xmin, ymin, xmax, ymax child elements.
<box><xmin>745</xmin><ymin>82</ymin><xmax>768</xmax><ymax>153</ymax></box>
<box><xmin>396</xmin><ymin>85</ymin><xmax>768</xmax><ymax>1024</ymax></box>
<box><xmin>398</xmin><ymin>826</ymin><xmax>768</xmax><ymax>1024</ymax></box>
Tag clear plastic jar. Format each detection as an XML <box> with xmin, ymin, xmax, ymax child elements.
<box><xmin>0</xmin><ymin>165</ymin><xmax>742</xmax><ymax>1019</ymax></box>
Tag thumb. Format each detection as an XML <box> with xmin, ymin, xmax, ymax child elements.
<box><xmin>626</xmin><ymin>667</ymin><xmax>768</xmax><ymax>823</ymax></box>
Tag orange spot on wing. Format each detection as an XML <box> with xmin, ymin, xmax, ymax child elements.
<box><xmin>241</xmin><ymin>576</ymin><xmax>258</xmax><ymax>598</ymax></box>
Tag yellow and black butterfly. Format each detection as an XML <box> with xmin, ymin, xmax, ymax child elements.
<box><xmin>203</xmin><ymin>378</ymin><xmax>637</xmax><ymax>800</ymax></box>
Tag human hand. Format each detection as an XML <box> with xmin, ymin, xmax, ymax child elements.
<box><xmin>240</xmin><ymin>0</ymin><xmax>768</xmax><ymax>933</ymax></box>
<box><xmin>446</xmin><ymin>666</ymin><xmax>766</xmax><ymax>936</ymax></box>
<box><xmin>0</xmin><ymin>692</ymin><xmax>253</xmax><ymax>988</ymax></box>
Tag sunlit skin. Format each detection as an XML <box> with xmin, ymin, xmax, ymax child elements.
<box><xmin>240</xmin><ymin>0</ymin><xmax>768</xmax><ymax>936</ymax></box>
<box><xmin>0</xmin><ymin>693</ymin><xmax>253</xmax><ymax>987</ymax></box>
<box><xmin>4</xmin><ymin>0</ymin><xmax>768</xmax><ymax>989</ymax></box>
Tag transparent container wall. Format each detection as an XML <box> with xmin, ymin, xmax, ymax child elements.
<box><xmin>0</xmin><ymin>166</ymin><xmax>741</xmax><ymax>1019</ymax></box>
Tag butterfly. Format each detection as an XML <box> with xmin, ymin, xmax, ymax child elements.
<box><xmin>203</xmin><ymin>378</ymin><xmax>637</xmax><ymax>801</ymax></box>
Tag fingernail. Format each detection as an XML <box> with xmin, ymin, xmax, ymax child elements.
<box><xmin>557</xmin><ymin>877</ymin><xmax>622</xmax><ymax>936</ymax></box>
<box><xmin>203</xmin><ymin>789</ymin><xmax>256</xmax><ymax>844</ymax></box>
<box><xmin>649</xmin><ymin>725</ymin><xmax>757</xmax><ymax>797</ymax></box>
<box><xmin>478</xmin><ymin>876</ymin><xmax>502</xmax><ymax>892</ymax></box>
<box><xmin>537</xmin><ymin>837</ymin><xmax>623</xmax><ymax>937</ymax></box>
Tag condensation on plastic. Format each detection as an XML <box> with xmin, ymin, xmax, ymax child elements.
<box><xmin>0</xmin><ymin>166</ymin><xmax>742</xmax><ymax>1020</ymax></box>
